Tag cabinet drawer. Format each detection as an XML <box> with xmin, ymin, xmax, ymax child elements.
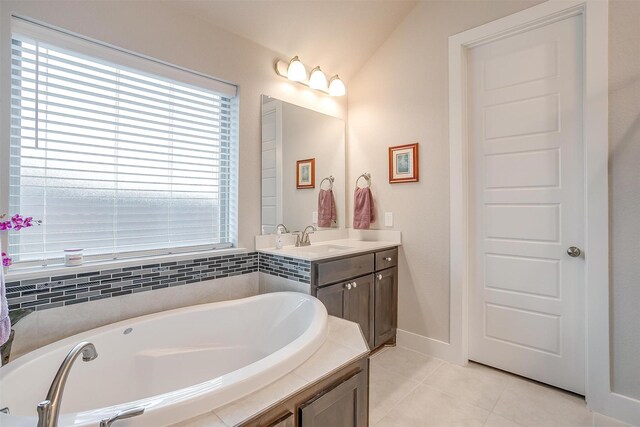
<box><xmin>315</xmin><ymin>254</ymin><xmax>374</xmax><ymax>286</ymax></box>
<box><xmin>375</xmin><ymin>248</ymin><xmax>398</xmax><ymax>270</ymax></box>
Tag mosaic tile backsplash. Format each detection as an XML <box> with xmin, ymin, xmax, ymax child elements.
<box><xmin>5</xmin><ymin>252</ymin><xmax>311</xmax><ymax>314</ymax></box>
<box><xmin>258</xmin><ymin>252</ymin><xmax>311</xmax><ymax>284</ymax></box>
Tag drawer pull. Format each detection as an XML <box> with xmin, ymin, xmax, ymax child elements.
<box><xmin>345</xmin><ymin>283</ymin><xmax>352</xmax><ymax>290</ymax></box>
<box><xmin>384</xmin><ymin>257</ymin><xmax>392</xmax><ymax>262</ymax></box>
<box><xmin>377</xmin><ymin>274</ymin><xmax>383</xmax><ymax>280</ymax></box>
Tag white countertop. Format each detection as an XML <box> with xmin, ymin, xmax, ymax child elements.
<box><xmin>258</xmin><ymin>238</ymin><xmax>401</xmax><ymax>261</ymax></box>
<box><xmin>171</xmin><ymin>316</ymin><xmax>370</xmax><ymax>427</ymax></box>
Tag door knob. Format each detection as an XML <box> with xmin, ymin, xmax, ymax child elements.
<box><xmin>377</xmin><ymin>274</ymin><xmax>383</xmax><ymax>280</ymax></box>
<box><xmin>567</xmin><ymin>246</ymin><xmax>582</xmax><ymax>257</ymax></box>
<box><xmin>345</xmin><ymin>283</ymin><xmax>352</xmax><ymax>290</ymax></box>
<box><xmin>384</xmin><ymin>257</ymin><xmax>392</xmax><ymax>261</ymax></box>
<box><xmin>352</xmin><ymin>282</ymin><xmax>357</xmax><ymax>288</ymax></box>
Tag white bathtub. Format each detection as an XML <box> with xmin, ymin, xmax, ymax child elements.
<box><xmin>0</xmin><ymin>292</ymin><xmax>328</xmax><ymax>426</ymax></box>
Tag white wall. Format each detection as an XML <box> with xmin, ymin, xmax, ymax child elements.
<box><xmin>349</xmin><ymin>0</ymin><xmax>640</xmax><ymax>405</ymax></box>
<box><xmin>609</xmin><ymin>0</ymin><xmax>640</xmax><ymax>401</ymax></box>
<box><xmin>347</xmin><ymin>0</ymin><xmax>542</xmax><ymax>343</ymax></box>
<box><xmin>0</xmin><ymin>0</ymin><xmax>348</xmax><ymax>251</ymax></box>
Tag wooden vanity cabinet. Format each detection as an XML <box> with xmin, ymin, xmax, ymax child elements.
<box><xmin>312</xmin><ymin>248</ymin><xmax>398</xmax><ymax>351</ymax></box>
<box><xmin>373</xmin><ymin>267</ymin><xmax>398</xmax><ymax>348</ymax></box>
<box><xmin>316</xmin><ymin>274</ymin><xmax>374</xmax><ymax>346</ymax></box>
<box><xmin>239</xmin><ymin>356</ymin><xmax>369</xmax><ymax>427</ymax></box>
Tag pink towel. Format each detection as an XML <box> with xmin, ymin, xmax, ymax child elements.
<box><xmin>318</xmin><ymin>189</ymin><xmax>337</xmax><ymax>228</ymax></box>
<box><xmin>353</xmin><ymin>187</ymin><xmax>375</xmax><ymax>229</ymax></box>
<box><xmin>0</xmin><ymin>263</ymin><xmax>10</xmax><ymax>346</ymax></box>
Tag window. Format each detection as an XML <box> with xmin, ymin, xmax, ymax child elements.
<box><xmin>7</xmin><ymin>19</ymin><xmax>238</xmax><ymax>265</ymax></box>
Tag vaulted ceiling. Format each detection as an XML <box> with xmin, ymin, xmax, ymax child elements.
<box><xmin>161</xmin><ymin>0</ymin><xmax>418</xmax><ymax>81</ymax></box>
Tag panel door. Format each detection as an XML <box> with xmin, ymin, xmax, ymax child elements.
<box><xmin>467</xmin><ymin>14</ymin><xmax>585</xmax><ymax>393</ymax></box>
<box><xmin>316</xmin><ymin>282</ymin><xmax>345</xmax><ymax>318</ymax></box>
<box><xmin>344</xmin><ymin>275</ymin><xmax>374</xmax><ymax>349</ymax></box>
<box><xmin>298</xmin><ymin>369</ymin><xmax>368</xmax><ymax>427</ymax></box>
<box><xmin>374</xmin><ymin>267</ymin><xmax>398</xmax><ymax>348</ymax></box>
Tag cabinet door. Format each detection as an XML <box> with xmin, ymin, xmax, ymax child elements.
<box><xmin>299</xmin><ymin>369</ymin><xmax>368</xmax><ymax>427</ymax></box>
<box><xmin>316</xmin><ymin>282</ymin><xmax>345</xmax><ymax>318</ymax></box>
<box><xmin>374</xmin><ymin>267</ymin><xmax>398</xmax><ymax>348</ymax></box>
<box><xmin>344</xmin><ymin>275</ymin><xmax>374</xmax><ymax>349</ymax></box>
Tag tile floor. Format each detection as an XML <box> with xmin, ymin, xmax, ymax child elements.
<box><xmin>370</xmin><ymin>346</ymin><xmax>632</xmax><ymax>427</ymax></box>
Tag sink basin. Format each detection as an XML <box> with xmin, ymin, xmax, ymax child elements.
<box><xmin>293</xmin><ymin>244</ymin><xmax>354</xmax><ymax>255</ymax></box>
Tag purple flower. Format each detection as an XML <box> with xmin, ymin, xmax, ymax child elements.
<box><xmin>11</xmin><ymin>214</ymin><xmax>25</xmax><ymax>230</ymax></box>
<box><xmin>1</xmin><ymin>252</ymin><xmax>11</xmax><ymax>267</ymax></box>
<box><xmin>0</xmin><ymin>221</ymin><xmax>11</xmax><ymax>231</ymax></box>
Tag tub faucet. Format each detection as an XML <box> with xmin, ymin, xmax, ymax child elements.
<box><xmin>37</xmin><ymin>342</ymin><xmax>98</xmax><ymax>427</ymax></box>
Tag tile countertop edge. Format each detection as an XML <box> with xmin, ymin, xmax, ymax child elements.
<box><xmin>257</xmin><ymin>239</ymin><xmax>401</xmax><ymax>262</ymax></box>
<box><xmin>174</xmin><ymin>316</ymin><xmax>369</xmax><ymax>427</ymax></box>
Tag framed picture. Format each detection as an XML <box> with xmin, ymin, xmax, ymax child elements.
<box><xmin>389</xmin><ymin>143</ymin><xmax>419</xmax><ymax>183</ymax></box>
<box><xmin>296</xmin><ymin>158</ymin><xmax>315</xmax><ymax>189</ymax></box>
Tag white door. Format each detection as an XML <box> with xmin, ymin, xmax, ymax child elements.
<box><xmin>261</xmin><ymin>99</ymin><xmax>283</xmax><ymax>234</ymax></box>
<box><xmin>468</xmin><ymin>15</ymin><xmax>585</xmax><ymax>394</ymax></box>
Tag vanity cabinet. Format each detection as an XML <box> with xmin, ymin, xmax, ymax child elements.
<box><xmin>239</xmin><ymin>356</ymin><xmax>369</xmax><ymax>427</ymax></box>
<box><xmin>298</xmin><ymin>367</ymin><xmax>368</xmax><ymax>427</ymax></box>
<box><xmin>312</xmin><ymin>247</ymin><xmax>398</xmax><ymax>350</ymax></box>
<box><xmin>374</xmin><ymin>267</ymin><xmax>398</xmax><ymax>348</ymax></box>
<box><xmin>316</xmin><ymin>275</ymin><xmax>374</xmax><ymax>346</ymax></box>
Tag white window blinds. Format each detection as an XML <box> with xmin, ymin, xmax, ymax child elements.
<box><xmin>9</xmin><ymin>21</ymin><xmax>238</xmax><ymax>264</ymax></box>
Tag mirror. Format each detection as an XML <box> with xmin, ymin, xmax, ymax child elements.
<box><xmin>261</xmin><ymin>95</ymin><xmax>345</xmax><ymax>234</ymax></box>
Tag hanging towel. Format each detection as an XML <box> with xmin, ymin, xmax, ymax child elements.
<box><xmin>353</xmin><ymin>187</ymin><xmax>375</xmax><ymax>229</ymax></box>
<box><xmin>0</xmin><ymin>261</ymin><xmax>10</xmax><ymax>347</ymax></box>
<box><xmin>318</xmin><ymin>189</ymin><xmax>337</xmax><ymax>228</ymax></box>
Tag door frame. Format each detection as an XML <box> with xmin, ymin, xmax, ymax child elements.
<box><xmin>448</xmin><ymin>0</ymin><xmax>623</xmax><ymax>421</ymax></box>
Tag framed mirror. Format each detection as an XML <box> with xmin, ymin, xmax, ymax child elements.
<box><xmin>261</xmin><ymin>95</ymin><xmax>346</xmax><ymax>234</ymax></box>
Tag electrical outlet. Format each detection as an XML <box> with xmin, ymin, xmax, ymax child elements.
<box><xmin>312</xmin><ymin>211</ymin><xmax>318</xmax><ymax>223</ymax></box>
<box><xmin>384</xmin><ymin>212</ymin><xmax>393</xmax><ymax>227</ymax></box>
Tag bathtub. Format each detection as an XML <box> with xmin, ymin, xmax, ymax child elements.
<box><xmin>0</xmin><ymin>292</ymin><xmax>328</xmax><ymax>426</ymax></box>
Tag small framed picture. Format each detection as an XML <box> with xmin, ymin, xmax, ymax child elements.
<box><xmin>389</xmin><ymin>143</ymin><xmax>419</xmax><ymax>183</ymax></box>
<box><xmin>296</xmin><ymin>158</ymin><xmax>315</xmax><ymax>189</ymax></box>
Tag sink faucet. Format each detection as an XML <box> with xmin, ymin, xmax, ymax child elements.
<box><xmin>300</xmin><ymin>225</ymin><xmax>317</xmax><ymax>247</ymax></box>
<box><xmin>37</xmin><ymin>342</ymin><xmax>98</xmax><ymax>427</ymax></box>
<box><xmin>275</xmin><ymin>223</ymin><xmax>289</xmax><ymax>234</ymax></box>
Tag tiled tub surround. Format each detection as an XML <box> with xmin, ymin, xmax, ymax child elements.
<box><xmin>258</xmin><ymin>252</ymin><xmax>311</xmax><ymax>284</ymax></box>
<box><xmin>6</xmin><ymin>252</ymin><xmax>312</xmax><ymax>315</ymax></box>
<box><xmin>5</xmin><ymin>252</ymin><xmax>260</xmax><ymax>314</ymax></box>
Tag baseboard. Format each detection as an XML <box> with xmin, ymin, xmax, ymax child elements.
<box><xmin>596</xmin><ymin>391</ymin><xmax>640</xmax><ymax>426</ymax></box>
<box><xmin>396</xmin><ymin>329</ymin><xmax>461</xmax><ymax>363</ymax></box>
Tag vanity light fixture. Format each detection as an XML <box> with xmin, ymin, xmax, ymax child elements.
<box><xmin>275</xmin><ymin>57</ymin><xmax>345</xmax><ymax>96</ymax></box>
<box><xmin>309</xmin><ymin>66</ymin><xmax>328</xmax><ymax>90</ymax></box>
<box><xmin>287</xmin><ymin>56</ymin><xmax>307</xmax><ymax>82</ymax></box>
<box><xmin>328</xmin><ymin>75</ymin><xmax>346</xmax><ymax>97</ymax></box>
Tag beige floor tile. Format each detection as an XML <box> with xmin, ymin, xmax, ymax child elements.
<box><xmin>483</xmin><ymin>413</ymin><xmax>526</xmax><ymax>427</ymax></box>
<box><xmin>369</xmin><ymin>363</ymin><xmax>421</xmax><ymax>424</ymax></box>
<box><xmin>376</xmin><ymin>384</ymin><xmax>490</xmax><ymax>427</ymax></box>
<box><xmin>493</xmin><ymin>378</ymin><xmax>592</xmax><ymax>427</ymax></box>
<box><xmin>371</xmin><ymin>346</ymin><xmax>444</xmax><ymax>382</ymax></box>
<box><xmin>593</xmin><ymin>413</ymin><xmax>631</xmax><ymax>427</ymax></box>
<box><xmin>424</xmin><ymin>362</ymin><xmax>511</xmax><ymax>411</ymax></box>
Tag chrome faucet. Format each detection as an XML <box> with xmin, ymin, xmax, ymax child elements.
<box><xmin>37</xmin><ymin>342</ymin><xmax>98</xmax><ymax>427</ymax></box>
<box><xmin>275</xmin><ymin>223</ymin><xmax>289</xmax><ymax>234</ymax></box>
<box><xmin>300</xmin><ymin>225</ymin><xmax>317</xmax><ymax>247</ymax></box>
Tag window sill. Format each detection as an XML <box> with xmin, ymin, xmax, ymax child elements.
<box><xmin>5</xmin><ymin>247</ymin><xmax>249</xmax><ymax>282</ymax></box>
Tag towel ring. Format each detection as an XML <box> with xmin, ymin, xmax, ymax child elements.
<box><xmin>320</xmin><ymin>176</ymin><xmax>334</xmax><ymax>190</ymax></box>
<box><xmin>355</xmin><ymin>173</ymin><xmax>371</xmax><ymax>188</ymax></box>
